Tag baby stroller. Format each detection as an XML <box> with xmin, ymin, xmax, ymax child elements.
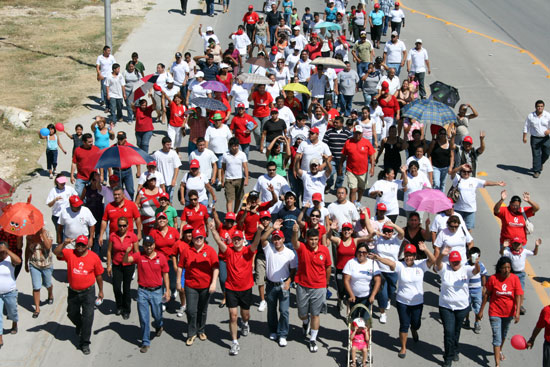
<box><xmin>347</xmin><ymin>303</ymin><xmax>373</xmax><ymax>367</ymax></box>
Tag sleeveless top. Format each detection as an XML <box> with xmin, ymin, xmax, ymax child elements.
<box><xmin>383</xmin><ymin>139</ymin><xmax>403</xmax><ymax>170</ymax></box>
<box><xmin>47</xmin><ymin>135</ymin><xmax>58</xmax><ymax>151</ymax></box>
<box><xmin>336</xmin><ymin>238</ymin><xmax>356</xmax><ymax>270</ymax></box>
<box><xmin>94</xmin><ymin>126</ymin><xmax>110</xmax><ymax>149</ymax></box>
<box><xmin>84</xmin><ymin>186</ymin><xmax>104</xmax><ymax>222</ymax></box>
<box><xmin>431</xmin><ymin>142</ymin><xmax>451</xmax><ymax>168</ymax></box>
<box><xmin>404</xmin><ymin>227</ymin><xmax>427</xmax><ymax>260</ymax></box>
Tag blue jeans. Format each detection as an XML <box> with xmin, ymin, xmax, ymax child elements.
<box><xmin>0</xmin><ymin>289</ymin><xmax>18</xmax><ymax>335</ymax></box>
<box><xmin>439</xmin><ymin>306</ymin><xmax>469</xmax><ymax>363</ymax></box>
<box><xmin>415</xmin><ymin>72</ymin><xmax>426</xmax><ymax>98</ymax></box>
<box><xmin>67</xmin><ymin>286</ymin><xmax>95</xmax><ymax>347</ymax></box>
<box><xmin>116</xmin><ymin>168</ymin><xmax>135</xmax><ymax>199</ymax></box>
<box><xmin>269</xmin><ymin>25</ymin><xmax>277</xmax><ymax>46</ymax></box>
<box><xmin>362</xmin><ymin>91</ymin><xmax>375</xmax><ymax>108</ymax></box>
<box><xmin>377</xmin><ymin>271</ymin><xmax>398</xmax><ymax>309</ymax></box>
<box><xmin>530</xmin><ymin>135</ymin><xmax>550</xmax><ymax>173</ymax></box>
<box><xmin>513</xmin><ymin>271</ymin><xmax>526</xmax><ymax>291</ymax></box>
<box><xmin>165</xmin><ymin>185</ymin><xmax>175</xmax><ymax>202</ymax></box>
<box><xmin>386</xmin><ymin>62</ymin><xmax>402</xmax><ymax>77</ymax></box>
<box><xmin>396</xmin><ymin>301</ymin><xmax>423</xmax><ymax>333</ymax></box>
<box><xmin>350</xmin><ymin>296</ymin><xmax>372</xmax><ymax>320</ymax></box>
<box><xmin>240</xmin><ymin>143</ymin><xmax>250</xmax><ymax>159</ymax></box>
<box><xmin>137</xmin><ymin>287</ymin><xmax>163</xmax><ymax>346</ymax></box>
<box><xmin>218</xmin><ymin>260</ymin><xmax>227</xmax><ymax>293</ymax></box>
<box><xmin>490</xmin><ymin>316</ymin><xmax>513</xmax><ymax>347</ymax></box>
<box><xmin>253</xmin><ymin>116</ymin><xmax>270</xmax><ymax>147</ymax></box>
<box><xmin>205</xmin><ymin>0</ymin><xmax>214</xmax><ymax>15</ymax></box>
<box><xmin>339</xmin><ymin>94</ymin><xmax>354</xmax><ymax>117</ymax></box>
<box><xmin>357</xmin><ymin>62</ymin><xmax>370</xmax><ymax>78</ymax></box>
<box><xmin>432</xmin><ymin>166</ymin><xmax>449</xmax><ymax>192</ymax></box>
<box><xmin>109</xmin><ymin>98</ymin><xmax>124</xmax><ymax>123</ymax></box>
<box><xmin>74</xmin><ymin>178</ymin><xmax>88</xmax><ymax>196</ymax></box>
<box><xmin>382</xmin><ymin>15</ymin><xmax>390</xmax><ymax>35</ymax></box>
<box><xmin>455</xmin><ymin>210</ymin><xmax>475</xmax><ymax>230</ymax></box>
<box><xmin>125</xmin><ymin>89</ymin><xmax>134</xmax><ymax>120</ymax></box>
<box><xmin>391</xmin><ymin>21</ymin><xmax>402</xmax><ymax>36</ymax></box>
<box><xmin>327</xmin><ymin>158</ymin><xmax>345</xmax><ymax>190</ymax></box>
<box><xmin>100</xmin><ymin>79</ymin><xmax>108</xmax><ymax>104</ymax></box>
<box><xmin>266</xmin><ymin>282</ymin><xmax>290</xmax><ymax>338</ymax></box>
<box><xmin>469</xmin><ymin>287</ymin><xmax>482</xmax><ymax>314</ymax></box>
<box><xmin>135</xmin><ymin>131</ymin><xmax>153</xmax><ymax>154</ymax></box>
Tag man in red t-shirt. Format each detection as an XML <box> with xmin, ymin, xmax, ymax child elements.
<box><xmin>70</xmin><ymin>133</ymin><xmax>100</xmax><ymax>196</ymax></box>
<box><xmin>99</xmin><ymin>186</ymin><xmax>142</xmax><ymax>246</ymax></box>
<box><xmin>54</xmin><ymin>235</ymin><xmax>104</xmax><ymax>355</ymax></box>
<box><xmin>242</xmin><ymin>5</ymin><xmax>259</xmax><ymax>39</ymax></box>
<box><xmin>291</xmin><ymin>223</ymin><xmax>332</xmax><ymax>353</ymax></box>
<box><xmin>527</xmin><ymin>305</ymin><xmax>550</xmax><ymax>361</ymax></box>
<box><xmin>133</xmin><ymin>98</ymin><xmax>156</xmax><ymax>153</ymax></box>
<box><xmin>236</xmin><ymin>189</ymin><xmax>278</xmax><ymax>241</ymax></box>
<box><xmin>210</xmin><ymin>221</ymin><xmax>260</xmax><ymax>356</ymax></box>
<box><xmin>493</xmin><ymin>190</ymin><xmax>540</xmax><ymax>246</ymax></box>
<box><xmin>248</xmin><ymin>84</ymin><xmax>274</xmax><ymax>146</ymax></box>
<box><xmin>230</xmin><ymin>103</ymin><xmax>258</xmax><ymax>157</ymax></box>
<box><xmin>339</xmin><ymin>125</ymin><xmax>376</xmax><ymax>202</ymax></box>
<box><xmin>123</xmin><ymin>235</ymin><xmax>170</xmax><ymax>353</ymax></box>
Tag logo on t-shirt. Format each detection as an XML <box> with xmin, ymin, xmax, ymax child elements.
<box><xmin>203</xmin><ymin>252</ymin><xmax>207</xmax><ymax>257</ymax></box>
<box><xmin>319</xmin><ymin>254</ymin><xmax>324</xmax><ymax>260</ymax></box>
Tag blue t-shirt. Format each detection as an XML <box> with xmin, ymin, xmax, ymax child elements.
<box><xmin>369</xmin><ymin>10</ymin><xmax>385</xmax><ymax>26</ymax></box>
<box><xmin>325</xmin><ymin>7</ymin><xmax>337</xmax><ymax>22</ymax></box>
<box><xmin>302</xmin><ymin>13</ymin><xmax>314</xmax><ymax>28</ymax></box>
<box><xmin>282</xmin><ymin>0</ymin><xmax>293</xmax><ymax>15</ymax></box>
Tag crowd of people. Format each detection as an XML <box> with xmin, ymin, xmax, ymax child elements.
<box><xmin>1</xmin><ymin>1</ymin><xmax>549</xmax><ymax>366</ymax></box>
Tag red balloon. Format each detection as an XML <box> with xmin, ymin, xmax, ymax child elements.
<box><xmin>55</xmin><ymin>123</ymin><xmax>65</xmax><ymax>132</ymax></box>
<box><xmin>511</xmin><ymin>334</ymin><xmax>527</xmax><ymax>350</ymax></box>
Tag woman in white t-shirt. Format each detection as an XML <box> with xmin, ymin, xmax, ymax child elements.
<box><xmin>433</xmin><ymin>215</ymin><xmax>473</xmax><ymax>265</ymax></box>
<box><xmin>405</xmin><ymin>145</ymin><xmax>433</xmax><ymax>184</ymax></box>
<box><xmin>343</xmin><ymin>243</ymin><xmax>382</xmax><ymax>319</ymax></box>
<box><xmin>403</xmin><ymin>160</ymin><xmax>432</xmax><ymax>214</ymax></box>
<box><xmin>368</xmin><ymin>166</ymin><xmax>408</xmax><ymax>222</ymax></box>
<box><xmin>179</xmin><ymin>159</ymin><xmax>216</xmax><ymax>207</ymax></box>
<box><xmin>451</xmin><ymin>163</ymin><xmax>505</xmax><ymax>230</ymax></box>
<box><xmin>435</xmin><ymin>246</ymin><xmax>480</xmax><ymax>366</ymax></box>
<box><xmin>371</xmin><ymin>241</ymin><xmax>435</xmax><ymax>358</ymax></box>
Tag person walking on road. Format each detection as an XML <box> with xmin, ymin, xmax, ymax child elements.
<box><xmin>493</xmin><ymin>190</ymin><xmax>539</xmax><ymax>249</ymax></box>
<box><xmin>99</xmin><ymin>186</ymin><xmax>142</xmax><ymax>246</ymax></box>
<box><xmin>523</xmin><ymin>99</ymin><xmax>550</xmax><ymax>178</ymax></box>
<box><xmin>406</xmin><ymin>39</ymin><xmax>430</xmax><ymax>99</ymax></box>
<box><xmin>526</xmin><ymin>304</ymin><xmax>550</xmax><ymax>365</ymax></box>
<box><xmin>0</xmin><ymin>241</ymin><xmax>22</xmax><ymax>347</ymax></box>
<box><xmin>383</xmin><ymin>31</ymin><xmax>406</xmax><ymax>77</ymax></box>
<box><xmin>53</xmin><ymin>235</ymin><xmax>104</xmax><ymax>355</ymax></box>
<box><xmin>123</xmin><ymin>235</ymin><xmax>170</xmax><ymax>353</ymax></box>
<box><xmin>25</xmin><ymin>228</ymin><xmax>54</xmax><ymax>319</ymax></box>
<box><xmin>71</xmin><ymin>133</ymin><xmax>100</xmax><ymax>196</ymax></box>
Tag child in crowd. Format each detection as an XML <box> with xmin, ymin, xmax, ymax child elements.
<box><xmin>39</xmin><ymin>123</ymin><xmax>67</xmax><ymax>179</ymax></box>
<box><xmin>290</xmin><ymin>8</ymin><xmax>299</xmax><ymax>27</ymax></box>
<box><xmin>63</xmin><ymin>123</ymin><xmax>84</xmax><ymax>155</ymax></box>
<box><xmin>466</xmin><ymin>247</ymin><xmax>487</xmax><ymax>333</ymax></box>
<box><xmin>350</xmin><ymin>317</ymin><xmax>370</xmax><ymax>367</ymax></box>
<box><xmin>302</xmin><ymin>7</ymin><xmax>313</xmax><ymax>34</ymax></box>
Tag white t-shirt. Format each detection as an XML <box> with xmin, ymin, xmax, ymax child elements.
<box><xmin>406</xmin><ymin>155</ymin><xmax>433</xmax><ymax>178</ymax></box>
<box><xmin>58</xmin><ymin>206</ymin><xmax>97</xmax><ymax>239</ymax></box>
<box><xmin>96</xmin><ymin>54</ymin><xmax>116</xmax><ymax>78</ymax></box>
<box><xmin>153</xmin><ymin>149</ymin><xmax>181</xmax><ymax>186</ymax></box>
<box><xmin>137</xmin><ymin>171</ymin><xmax>166</xmax><ymax>187</ymax></box>
<box><xmin>286</xmin><ymin>54</ymin><xmax>300</xmax><ymax>76</ymax></box>
<box><xmin>438</xmin><ymin>264</ymin><xmax>475</xmax><ymax>310</ymax></box>
<box><xmin>307</xmin><ymin>74</ymin><xmax>328</xmax><ymax>99</ymax></box>
<box><xmin>171</xmin><ymin>61</ymin><xmax>190</xmax><ymax>86</ymax></box>
<box><xmin>181</xmin><ymin>173</ymin><xmax>209</xmax><ymax>202</ymax></box>
<box><xmin>201</xmin><ymin>33</ymin><xmax>220</xmax><ymax>51</ymax></box>
<box><xmin>189</xmin><ymin>79</ymin><xmax>210</xmax><ymax>100</ymax></box>
<box><xmin>301</xmin><ymin>171</ymin><xmax>328</xmax><ymax>205</ymax></box>
<box><xmin>376</xmin><ymin>75</ymin><xmax>400</xmax><ymax>95</ymax></box>
<box><xmin>430</xmin><ymin>212</ymin><xmax>467</xmax><ymax>235</ymax></box>
<box><xmin>222</xmin><ymin>151</ymin><xmax>248</xmax><ymax>179</ymax></box>
<box><xmin>229</xmin><ymin>84</ymin><xmax>250</xmax><ymax>109</ymax></box>
<box><xmin>453</xmin><ymin>176</ymin><xmax>485</xmax><ymax>213</ymax></box>
<box><xmin>328</xmin><ymin>201</ymin><xmax>360</xmax><ymax>230</ymax></box>
<box><xmin>189</xmin><ymin>149</ymin><xmax>218</xmax><ymax>180</ymax></box>
<box><xmin>325</xmin><ymin>68</ymin><xmax>337</xmax><ymax>90</ymax></box>
<box><xmin>407</xmin><ymin>48</ymin><xmax>429</xmax><ymax>73</ymax></box>
<box><xmin>266</xmin><ymin>83</ymin><xmax>282</xmax><ymax>101</ymax></box>
<box><xmin>205</xmin><ymin>125</ymin><xmax>232</xmax><ymax>154</ymax></box>
<box><xmin>297</xmin><ymin>140</ymin><xmax>332</xmax><ymax>171</ymax></box>
<box><xmin>368</xmin><ymin>179</ymin><xmax>403</xmax><ymax>216</ymax></box>
<box><xmin>389</xmin><ymin>9</ymin><xmax>405</xmax><ymax>22</ymax></box>
<box><xmin>231</xmin><ymin>33</ymin><xmax>252</xmax><ymax>55</ymax></box>
<box><xmin>343</xmin><ymin>258</ymin><xmax>381</xmax><ymax>297</ymax></box>
<box><xmin>253</xmin><ymin>174</ymin><xmax>291</xmax><ymax>204</ymax></box>
<box><xmin>296</xmin><ymin>59</ymin><xmax>315</xmax><ymax>82</ymax></box>
<box><xmin>370</xmin><ymin>106</ymin><xmax>384</xmax><ymax>134</ymax></box>
<box><xmin>264</xmin><ymin>243</ymin><xmax>298</xmax><ymax>282</ymax></box>
<box><xmin>289</xmin><ymin>125</ymin><xmax>310</xmax><ymax>145</ymax></box>
<box><xmin>384</xmin><ymin>40</ymin><xmax>407</xmax><ymax>63</ymax></box>
<box><xmin>290</xmin><ymin>34</ymin><xmax>308</xmax><ymax>51</ymax></box>
<box><xmin>46</xmin><ymin>186</ymin><xmax>78</xmax><ymax>217</ymax></box>
<box><xmin>434</xmin><ymin>227</ymin><xmax>473</xmax><ymax>265</ymax></box>
<box><xmin>311</xmin><ymin>116</ymin><xmax>329</xmax><ymax>141</ymax></box>
<box><xmin>503</xmin><ymin>248</ymin><xmax>534</xmax><ymax>272</ymax></box>
<box><xmin>106</xmin><ymin>73</ymin><xmax>125</xmax><ymax>99</ymax></box>
<box><xmin>395</xmin><ymin>260</ymin><xmax>429</xmax><ymax>305</ymax></box>
<box><xmin>370</xmin><ymin>216</ymin><xmax>391</xmax><ymax>232</ymax></box>
<box><xmin>375</xmin><ymin>234</ymin><xmax>402</xmax><ymax>272</ymax></box>
<box><xmin>274</xmin><ymin>67</ymin><xmax>291</xmax><ymax>88</ymax></box>
<box><xmin>403</xmin><ymin>172</ymin><xmax>432</xmax><ymax>211</ymax></box>
<box><xmin>0</xmin><ymin>256</ymin><xmax>16</xmax><ymax>294</ymax></box>
<box><xmin>277</xmin><ymin>105</ymin><xmax>296</xmax><ymax>130</ymax></box>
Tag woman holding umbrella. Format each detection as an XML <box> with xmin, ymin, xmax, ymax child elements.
<box><xmin>25</xmin><ymin>227</ymin><xmax>54</xmax><ymax>318</ymax></box>
<box><xmin>135</xmin><ymin>174</ymin><xmax>164</xmax><ymax>236</ymax></box>
<box><xmin>162</xmin><ymin>92</ymin><xmax>187</xmax><ymax>152</ymax></box>
<box><xmin>402</xmin><ymin>161</ymin><xmax>431</xmax><ymax>216</ymax></box>
<box><xmin>216</xmin><ymin>64</ymin><xmax>233</xmax><ymax>96</ymax></box>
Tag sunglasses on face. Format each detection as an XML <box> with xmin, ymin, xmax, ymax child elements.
<box><xmin>118</xmin><ymin>224</ymin><xmax>128</xmax><ymax>228</ymax></box>
<box><xmin>310</xmin><ymin>214</ymin><xmax>320</xmax><ymax>218</ymax></box>
<box><xmin>357</xmin><ymin>251</ymin><xmax>368</xmax><ymax>255</ymax></box>
<box><xmin>448</xmin><ymin>224</ymin><xmax>459</xmax><ymax>229</ymax></box>
<box><xmin>310</xmin><ymin>163</ymin><xmax>319</xmax><ymax>167</ymax></box>
<box><xmin>190</xmin><ymin>198</ymin><xmax>198</xmax><ymax>201</ymax></box>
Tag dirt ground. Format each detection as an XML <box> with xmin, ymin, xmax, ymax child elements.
<box><xmin>0</xmin><ymin>0</ymin><xmax>153</xmax><ymax>184</ymax></box>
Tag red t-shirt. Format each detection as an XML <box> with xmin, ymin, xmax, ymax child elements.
<box><xmin>218</xmin><ymin>224</ymin><xmax>238</xmax><ymax>245</ymax></box>
<box><xmin>133</xmin><ymin>251</ymin><xmax>169</xmax><ymax>288</ymax></box>
<box><xmin>485</xmin><ymin>273</ymin><xmax>523</xmax><ymax>318</ymax></box>
<box><xmin>536</xmin><ymin>305</ymin><xmax>550</xmax><ymax>342</ymax></box>
<box><xmin>251</xmin><ymin>91</ymin><xmax>273</xmax><ymax>118</ymax></box>
<box><xmin>149</xmin><ymin>226</ymin><xmax>179</xmax><ymax>260</ymax></box>
<box><xmin>242</xmin><ymin>11</ymin><xmax>259</xmax><ymax>24</ymax></box>
<box><xmin>497</xmin><ymin>206</ymin><xmax>534</xmax><ymax>245</ymax></box>
<box><xmin>336</xmin><ymin>239</ymin><xmax>356</xmax><ymax>270</ymax></box>
<box><xmin>178</xmin><ymin>244</ymin><xmax>219</xmax><ymax>289</ymax></box>
<box><xmin>62</xmin><ymin>249</ymin><xmax>104</xmax><ymax>290</ymax></box>
<box><xmin>296</xmin><ymin>243</ymin><xmax>332</xmax><ymax>288</ymax></box>
<box><xmin>180</xmin><ymin>204</ymin><xmax>209</xmax><ymax>231</ymax></box>
<box><xmin>236</xmin><ymin>201</ymin><xmax>273</xmax><ymax>241</ymax></box>
<box><xmin>342</xmin><ymin>138</ymin><xmax>375</xmax><ymax>175</ymax></box>
<box><xmin>284</xmin><ymin>97</ymin><xmax>303</xmax><ymax>117</ymax></box>
<box><xmin>327</xmin><ymin>107</ymin><xmax>340</xmax><ymax>122</ymax></box>
<box><xmin>304</xmin><ymin>42</ymin><xmax>323</xmax><ymax>60</ymax></box>
<box><xmin>216</xmin><ymin>76</ymin><xmax>233</xmax><ymax>97</ymax></box>
<box><xmin>378</xmin><ymin>95</ymin><xmax>400</xmax><ymax>118</ymax></box>
<box><xmin>230</xmin><ymin>114</ymin><xmax>257</xmax><ymax>144</ymax></box>
<box><xmin>224</xmin><ymin>245</ymin><xmax>256</xmax><ymax>291</ymax></box>
<box><xmin>72</xmin><ymin>145</ymin><xmax>100</xmax><ymax>180</ymax></box>
<box><xmin>169</xmin><ymin>102</ymin><xmax>186</xmax><ymax>127</ymax></box>
<box><xmin>172</xmin><ymin>239</ymin><xmax>190</xmax><ymax>257</ymax></box>
<box><xmin>109</xmin><ymin>231</ymin><xmax>138</xmax><ymax>265</ymax></box>
<box><xmin>135</xmin><ymin>106</ymin><xmax>154</xmax><ymax>132</ymax></box>
<box><xmin>103</xmin><ymin>200</ymin><xmax>140</xmax><ymax>234</ymax></box>
<box><xmin>302</xmin><ymin>223</ymin><xmax>327</xmax><ymax>247</ymax></box>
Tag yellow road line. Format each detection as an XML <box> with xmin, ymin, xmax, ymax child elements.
<box><xmin>400</xmin><ymin>2</ymin><xmax>550</xmax><ymax>78</ymax></box>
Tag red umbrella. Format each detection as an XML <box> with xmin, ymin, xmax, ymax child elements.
<box><xmin>91</xmin><ymin>145</ymin><xmax>155</xmax><ymax>170</ymax></box>
<box><xmin>0</xmin><ymin>195</ymin><xmax>44</xmax><ymax>236</ymax></box>
<box><xmin>0</xmin><ymin>178</ymin><xmax>13</xmax><ymax>199</ymax></box>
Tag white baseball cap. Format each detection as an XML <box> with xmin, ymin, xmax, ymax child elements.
<box><xmin>206</xmin><ymin>26</ymin><xmax>213</xmax><ymax>32</ymax></box>
<box><xmin>353</xmin><ymin>125</ymin><xmax>363</xmax><ymax>133</ymax></box>
<box><xmin>415</xmin><ymin>38</ymin><xmax>423</xmax><ymax>44</ymax></box>
<box><xmin>195</xmin><ymin>71</ymin><xmax>204</xmax><ymax>78</ymax></box>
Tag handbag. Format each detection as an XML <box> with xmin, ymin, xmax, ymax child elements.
<box><xmin>522</xmin><ymin>209</ymin><xmax>534</xmax><ymax>234</ymax></box>
<box><xmin>447</xmin><ymin>177</ymin><xmax>461</xmax><ymax>203</ymax></box>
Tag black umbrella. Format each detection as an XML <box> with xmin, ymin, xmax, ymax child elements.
<box><xmin>189</xmin><ymin>97</ymin><xmax>228</xmax><ymax>111</ymax></box>
<box><xmin>429</xmin><ymin>81</ymin><xmax>460</xmax><ymax>108</ymax></box>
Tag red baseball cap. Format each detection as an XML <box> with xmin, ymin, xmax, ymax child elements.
<box><xmin>237</xmin><ymin>103</ymin><xmax>246</xmax><ymax>108</ymax></box>
<box><xmin>312</xmin><ymin>192</ymin><xmax>323</xmax><ymax>202</ymax></box>
<box><xmin>463</xmin><ymin>136</ymin><xmax>473</xmax><ymax>144</ymax></box>
<box><xmin>272</xmin><ymin>229</ymin><xmax>284</xmax><ymax>238</ymax></box>
<box><xmin>159</xmin><ymin>192</ymin><xmax>170</xmax><ymax>200</ymax></box>
<box><xmin>270</xmin><ymin>107</ymin><xmax>279</xmax><ymax>114</ymax></box>
<box><xmin>156</xmin><ymin>211</ymin><xmax>168</xmax><ymax>219</ymax></box>
<box><xmin>109</xmin><ymin>174</ymin><xmax>120</xmax><ymax>182</ymax></box>
<box><xmin>271</xmin><ymin>46</ymin><xmax>278</xmax><ymax>54</ymax></box>
<box><xmin>310</xmin><ymin>127</ymin><xmax>320</xmax><ymax>134</ymax></box>
<box><xmin>449</xmin><ymin>251</ymin><xmax>461</xmax><ymax>262</ymax></box>
<box><xmin>190</xmin><ymin>159</ymin><xmax>200</xmax><ymax>169</ymax></box>
<box><xmin>193</xmin><ymin>228</ymin><xmax>206</xmax><ymax>238</ymax></box>
<box><xmin>225</xmin><ymin>212</ymin><xmax>236</xmax><ymax>221</ymax></box>
<box><xmin>404</xmin><ymin>244</ymin><xmax>417</xmax><ymax>254</ymax></box>
<box><xmin>342</xmin><ymin>222</ymin><xmax>353</xmax><ymax>230</ymax></box>
<box><xmin>182</xmin><ymin>224</ymin><xmax>194</xmax><ymax>232</ymax></box>
<box><xmin>511</xmin><ymin>237</ymin><xmax>523</xmax><ymax>243</ymax></box>
<box><xmin>382</xmin><ymin>224</ymin><xmax>394</xmax><ymax>232</ymax></box>
<box><xmin>231</xmin><ymin>230</ymin><xmax>244</xmax><ymax>239</ymax></box>
<box><xmin>381</xmin><ymin>81</ymin><xmax>389</xmax><ymax>90</ymax></box>
<box><xmin>260</xmin><ymin>210</ymin><xmax>271</xmax><ymax>219</ymax></box>
<box><xmin>311</xmin><ymin>32</ymin><xmax>318</xmax><ymax>38</ymax></box>
<box><xmin>69</xmin><ymin>195</ymin><xmax>83</xmax><ymax>207</ymax></box>
<box><xmin>395</xmin><ymin>2</ymin><xmax>400</xmax><ymax>6</ymax></box>
<box><xmin>147</xmin><ymin>161</ymin><xmax>157</xmax><ymax>167</ymax></box>
<box><xmin>75</xmin><ymin>235</ymin><xmax>88</xmax><ymax>245</ymax></box>
<box><xmin>374</xmin><ymin>3</ymin><xmax>380</xmax><ymax>8</ymax></box>
<box><xmin>377</xmin><ymin>203</ymin><xmax>387</xmax><ymax>211</ymax></box>
<box><xmin>248</xmin><ymin>4</ymin><xmax>253</xmax><ymax>9</ymax></box>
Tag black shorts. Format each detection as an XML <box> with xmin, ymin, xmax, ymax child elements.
<box><xmin>226</xmin><ymin>288</ymin><xmax>253</xmax><ymax>310</ymax></box>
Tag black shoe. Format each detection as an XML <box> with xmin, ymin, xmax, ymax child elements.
<box><xmin>122</xmin><ymin>313</ymin><xmax>130</xmax><ymax>320</ymax></box>
<box><xmin>302</xmin><ymin>320</ymin><xmax>310</xmax><ymax>337</ymax></box>
<box><xmin>520</xmin><ymin>305</ymin><xmax>526</xmax><ymax>315</ymax></box>
<box><xmin>81</xmin><ymin>345</ymin><xmax>91</xmax><ymax>355</ymax></box>
<box><xmin>453</xmin><ymin>354</ymin><xmax>459</xmax><ymax>361</ymax></box>
<box><xmin>155</xmin><ymin>327</ymin><xmax>163</xmax><ymax>337</ymax></box>
<box><xmin>115</xmin><ymin>309</ymin><xmax>122</xmax><ymax>316</ymax></box>
<box><xmin>412</xmin><ymin>329</ymin><xmax>419</xmax><ymax>343</ymax></box>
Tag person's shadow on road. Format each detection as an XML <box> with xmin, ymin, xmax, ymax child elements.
<box><xmin>94</xmin><ymin>321</ymin><xmax>141</xmax><ymax>346</ymax></box>
<box><xmin>496</xmin><ymin>164</ymin><xmax>531</xmax><ymax>176</ymax></box>
<box><xmin>27</xmin><ymin>321</ymin><xmax>80</xmax><ymax>348</ymax></box>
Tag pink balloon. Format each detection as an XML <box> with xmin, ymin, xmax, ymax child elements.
<box><xmin>511</xmin><ymin>334</ymin><xmax>527</xmax><ymax>350</ymax></box>
<box><xmin>55</xmin><ymin>123</ymin><xmax>65</xmax><ymax>132</ymax></box>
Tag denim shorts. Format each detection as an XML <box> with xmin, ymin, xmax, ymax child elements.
<box><xmin>255</xmin><ymin>35</ymin><xmax>267</xmax><ymax>45</ymax></box>
<box><xmin>490</xmin><ymin>316</ymin><xmax>513</xmax><ymax>346</ymax></box>
<box><xmin>455</xmin><ymin>210</ymin><xmax>475</xmax><ymax>230</ymax></box>
<box><xmin>30</xmin><ymin>264</ymin><xmax>54</xmax><ymax>290</ymax></box>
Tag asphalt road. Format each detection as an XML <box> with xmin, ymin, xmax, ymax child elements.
<box><xmin>4</xmin><ymin>0</ymin><xmax>550</xmax><ymax>366</ymax></box>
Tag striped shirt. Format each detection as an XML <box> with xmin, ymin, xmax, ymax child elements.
<box><xmin>323</xmin><ymin>128</ymin><xmax>352</xmax><ymax>161</ymax></box>
<box><xmin>468</xmin><ymin>261</ymin><xmax>487</xmax><ymax>289</ymax></box>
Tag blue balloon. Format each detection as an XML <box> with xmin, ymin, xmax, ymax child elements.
<box><xmin>40</xmin><ymin>128</ymin><xmax>50</xmax><ymax>137</ymax></box>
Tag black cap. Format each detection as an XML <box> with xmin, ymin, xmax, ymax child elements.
<box><xmin>249</xmin><ymin>190</ymin><xmax>260</xmax><ymax>198</ymax></box>
<box><xmin>143</xmin><ymin>235</ymin><xmax>154</xmax><ymax>244</ymax></box>
<box><xmin>175</xmin><ymin>52</ymin><xmax>182</xmax><ymax>58</ymax></box>
<box><xmin>284</xmin><ymin>191</ymin><xmax>297</xmax><ymax>199</ymax></box>
<box><xmin>117</xmin><ymin>131</ymin><xmax>127</xmax><ymax>139</ymax></box>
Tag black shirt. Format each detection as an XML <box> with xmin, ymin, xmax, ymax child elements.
<box><xmin>197</xmin><ymin>61</ymin><xmax>219</xmax><ymax>81</ymax></box>
<box><xmin>263</xmin><ymin>118</ymin><xmax>286</xmax><ymax>143</ymax></box>
<box><xmin>266</xmin><ymin>10</ymin><xmax>283</xmax><ymax>26</ymax></box>
<box><xmin>273</xmin><ymin>206</ymin><xmax>301</xmax><ymax>243</ymax></box>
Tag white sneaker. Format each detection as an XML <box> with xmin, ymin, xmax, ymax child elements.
<box><xmin>380</xmin><ymin>313</ymin><xmax>387</xmax><ymax>324</ymax></box>
<box><xmin>162</xmin><ymin>304</ymin><xmax>166</xmax><ymax>312</ymax></box>
<box><xmin>258</xmin><ymin>300</ymin><xmax>267</xmax><ymax>312</ymax></box>
<box><xmin>279</xmin><ymin>337</ymin><xmax>287</xmax><ymax>347</ymax></box>
<box><xmin>229</xmin><ymin>342</ymin><xmax>240</xmax><ymax>356</ymax></box>
<box><xmin>177</xmin><ymin>305</ymin><xmax>186</xmax><ymax>317</ymax></box>
<box><xmin>269</xmin><ymin>333</ymin><xmax>278</xmax><ymax>341</ymax></box>
<box><xmin>386</xmin><ymin>302</ymin><xmax>391</xmax><ymax>310</ymax></box>
<box><xmin>241</xmin><ymin>322</ymin><xmax>250</xmax><ymax>337</ymax></box>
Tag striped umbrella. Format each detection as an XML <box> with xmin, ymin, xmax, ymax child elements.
<box><xmin>401</xmin><ymin>98</ymin><xmax>457</xmax><ymax>127</ymax></box>
<box><xmin>92</xmin><ymin>145</ymin><xmax>154</xmax><ymax>170</ymax></box>
<box><xmin>128</xmin><ymin>74</ymin><xmax>160</xmax><ymax>102</ymax></box>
